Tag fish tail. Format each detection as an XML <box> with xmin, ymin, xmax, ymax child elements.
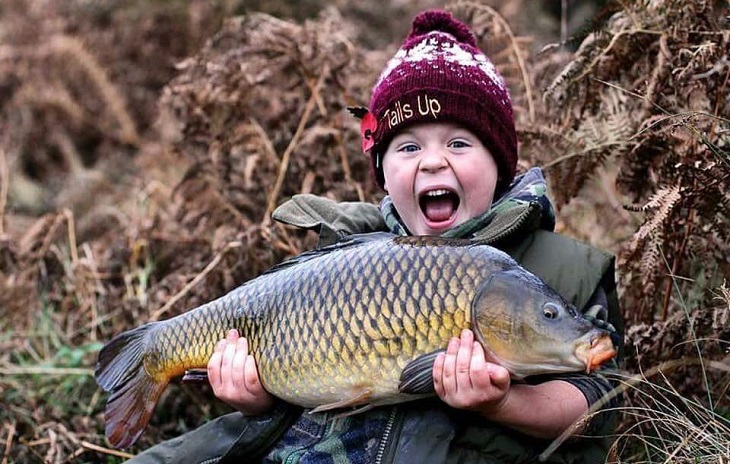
<box><xmin>95</xmin><ymin>323</ymin><xmax>168</xmax><ymax>448</ymax></box>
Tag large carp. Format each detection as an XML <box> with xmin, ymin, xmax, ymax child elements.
<box><xmin>95</xmin><ymin>233</ymin><xmax>616</xmax><ymax>448</ymax></box>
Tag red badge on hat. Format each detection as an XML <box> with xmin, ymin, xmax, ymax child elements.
<box><xmin>348</xmin><ymin>106</ymin><xmax>378</xmax><ymax>153</ymax></box>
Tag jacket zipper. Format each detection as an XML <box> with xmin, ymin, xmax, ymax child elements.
<box><xmin>374</xmin><ymin>408</ymin><xmax>399</xmax><ymax>464</ymax></box>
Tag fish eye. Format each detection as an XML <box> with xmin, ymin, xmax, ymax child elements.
<box><xmin>542</xmin><ymin>303</ymin><xmax>560</xmax><ymax>320</ymax></box>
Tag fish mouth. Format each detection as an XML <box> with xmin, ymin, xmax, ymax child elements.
<box><xmin>575</xmin><ymin>332</ymin><xmax>617</xmax><ymax>373</ymax></box>
<box><xmin>418</xmin><ymin>188</ymin><xmax>460</xmax><ymax>225</ymax></box>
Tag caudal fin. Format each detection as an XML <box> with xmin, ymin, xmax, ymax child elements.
<box><xmin>95</xmin><ymin>323</ymin><xmax>169</xmax><ymax>448</ymax></box>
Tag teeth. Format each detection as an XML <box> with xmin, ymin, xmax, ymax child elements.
<box><xmin>424</xmin><ymin>189</ymin><xmax>450</xmax><ymax>197</ymax></box>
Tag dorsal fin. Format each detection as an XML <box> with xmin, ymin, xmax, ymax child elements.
<box><xmin>260</xmin><ymin>232</ymin><xmax>396</xmax><ymax>276</ymax></box>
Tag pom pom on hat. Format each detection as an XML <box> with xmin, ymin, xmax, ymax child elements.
<box><xmin>407</xmin><ymin>10</ymin><xmax>477</xmax><ymax>47</ymax></box>
<box><xmin>365</xmin><ymin>10</ymin><xmax>517</xmax><ymax>192</ymax></box>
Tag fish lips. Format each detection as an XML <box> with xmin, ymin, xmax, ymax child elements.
<box><xmin>575</xmin><ymin>330</ymin><xmax>617</xmax><ymax>373</ymax></box>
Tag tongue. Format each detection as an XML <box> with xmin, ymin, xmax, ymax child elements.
<box><xmin>423</xmin><ymin>197</ymin><xmax>455</xmax><ymax>222</ymax></box>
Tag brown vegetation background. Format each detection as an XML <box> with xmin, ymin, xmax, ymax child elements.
<box><xmin>0</xmin><ymin>0</ymin><xmax>728</xmax><ymax>462</ymax></box>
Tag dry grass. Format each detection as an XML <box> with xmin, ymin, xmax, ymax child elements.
<box><xmin>1</xmin><ymin>0</ymin><xmax>728</xmax><ymax>462</ymax></box>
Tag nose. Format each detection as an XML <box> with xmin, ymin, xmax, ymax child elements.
<box><xmin>419</xmin><ymin>148</ymin><xmax>448</xmax><ymax>172</ymax></box>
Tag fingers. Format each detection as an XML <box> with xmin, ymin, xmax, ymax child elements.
<box><xmin>220</xmin><ymin>329</ymin><xmax>240</xmax><ymax>389</ymax></box>
<box><xmin>466</xmin><ymin>340</ymin><xmax>509</xmax><ymax>391</ymax></box>
<box><xmin>209</xmin><ymin>331</ymin><xmax>263</xmax><ymax>390</ymax></box>
<box><xmin>441</xmin><ymin>329</ymin><xmax>474</xmax><ymax>397</ymax></box>
<box><xmin>231</xmin><ymin>336</ymin><xmax>248</xmax><ymax>389</ymax></box>
<box><xmin>487</xmin><ymin>362</ymin><xmax>511</xmax><ymax>390</ymax></box>
<box><xmin>455</xmin><ymin>329</ymin><xmax>474</xmax><ymax>389</ymax></box>
<box><xmin>240</xmin><ymin>336</ymin><xmax>264</xmax><ymax>392</ymax></box>
<box><xmin>434</xmin><ymin>329</ymin><xmax>477</xmax><ymax>400</ymax></box>
<box><xmin>208</xmin><ymin>329</ymin><xmax>246</xmax><ymax>392</ymax></box>
<box><xmin>207</xmin><ymin>339</ymin><xmax>226</xmax><ymax>388</ymax></box>
<box><xmin>206</xmin><ymin>329</ymin><xmax>274</xmax><ymax>415</ymax></box>
<box><xmin>244</xmin><ymin>353</ymin><xmax>264</xmax><ymax>392</ymax></box>
<box><xmin>469</xmin><ymin>340</ymin><xmax>492</xmax><ymax>390</ymax></box>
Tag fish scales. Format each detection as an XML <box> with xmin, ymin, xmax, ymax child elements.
<box><xmin>245</xmin><ymin>237</ymin><xmax>493</xmax><ymax>406</ymax></box>
<box><xmin>95</xmin><ymin>234</ymin><xmax>617</xmax><ymax>448</ymax></box>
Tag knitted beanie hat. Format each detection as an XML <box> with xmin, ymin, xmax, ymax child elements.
<box><xmin>363</xmin><ymin>10</ymin><xmax>517</xmax><ymax>190</ymax></box>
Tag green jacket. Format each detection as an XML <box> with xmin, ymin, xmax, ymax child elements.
<box><xmin>126</xmin><ymin>186</ymin><xmax>622</xmax><ymax>464</ymax></box>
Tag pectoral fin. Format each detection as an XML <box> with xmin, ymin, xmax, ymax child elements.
<box><xmin>398</xmin><ymin>350</ymin><xmax>443</xmax><ymax>395</ymax></box>
<box><xmin>181</xmin><ymin>369</ymin><xmax>208</xmax><ymax>383</ymax></box>
<box><xmin>309</xmin><ymin>388</ymin><xmax>372</xmax><ymax>414</ymax></box>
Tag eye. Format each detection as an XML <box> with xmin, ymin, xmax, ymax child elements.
<box><xmin>448</xmin><ymin>139</ymin><xmax>471</xmax><ymax>149</ymax></box>
<box><xmin>398</xmin><ymin>143</ymin><xmax>420</xmax><ymax>153</ymax></box>
<box><xmin>542</xmin><ymin>303</ymin><xmax>560</xmax><ymax>320</ymax></box>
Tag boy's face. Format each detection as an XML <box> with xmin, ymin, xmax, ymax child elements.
<box><xmin>381</xmin><ymin>122</ymin><xmax>499</xmax><ymax>236</ymax></box>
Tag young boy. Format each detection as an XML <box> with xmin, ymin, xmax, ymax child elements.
<box><xmin>128</xmin><ymin>9</ymin><xmax>622</xmax><ymax>463</ymax></box>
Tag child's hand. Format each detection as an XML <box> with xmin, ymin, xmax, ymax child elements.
<box><xmin>433</xmin><ymin>329</ymin><xmax>511</xmax><ymax>415</ymax></box>
<box><xmin>208</xmin><ymin>329</ymin><xmax>275</xmax><ymax>415</ymax></box>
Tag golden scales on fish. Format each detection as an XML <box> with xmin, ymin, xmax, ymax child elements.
<box><xmin>95</xmin><ymin>233</ymin><xmax>616</xmax><ymax>448</ymax></box>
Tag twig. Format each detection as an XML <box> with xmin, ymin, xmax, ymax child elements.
<box><xmin>271</xmin><ymin>222</ymin><xmax>304</xmax><ymax>256</ymax></box>
<box><xmin>62</xmin><ymin>208</ymin><xmax>79</xmax><ymax>266</ymax></box>
<box><xmin>150</xmin><ymin>240</ymin><xmax>243</xmax><ymax>321</ymax></box>
<box><xmin>541</xmin><ymin>140</ymin><xmax>629</xmax><ymax>169</ymax></box>
<box><xmin>0</xmin><ymin>366</ymin><xmax>94</xmax><ymax>376</ymax></box>
<box><xmin>44</xmin><ymin>428</ymin><xmax>56</xmax><ymax>464</ymax></box>
<box><xmin>36</xmin><ymin>214</ymin><xmax>67</xmax><ymax>261</ymax></box>
<box><xmin>264</xmin><ymin>66</ymin><xmax>328</xmax><ymax>220</ymax></box>
<box><xmin>60</xmin><ymin>447</ymin><xmax>86</xmax><ymax>464</ymax></box>
<box><xmin>302</xmin><ymin>67</ymin><xmax>328</xmax><ymax>117</ymax></box>
<box><xmin>0</xmin><ymin>149</ymin><xmax>7</xmax><ymax>237</ymax></box>
<box><xmin>86</xmin><ymin>387</ymin><xmax>102</xmax><ymax>417</ymax></box>
<box><xmin>249</xmin><ymin>117</ymin><xmax>279</xmax><ymax>167</ymax></box>
<box><xmin>300</xmin><ymin>171</ymin><xmax>316</xmax><ymax>194</ymax></box>
<box><xmin>51</xmin><ymin>129</ymin><xmax>85</xmax><ymax>175</ymax></box>
<box><xmin>82</xmin><ymin>242</ymin><xmax>104</xmax><ymax>342</ymax></box>
<box><xmin>80</xmin><ymin>440</ymin><xmax>135</xmax><ymax>460</ymax></box>
<box><xmin>334</xmin><ymin>129</ymin><xmax>365</xmax><ymax>202</ymax></box>
<box><xmin>2</xmin><ymin>422</ymin><xmax>16</xmax><ymax>464</ymax></box>
<box><xmin>644</xmin><ymin>34</ymin><xmax>669</xmax><ymax>114</ymax></box>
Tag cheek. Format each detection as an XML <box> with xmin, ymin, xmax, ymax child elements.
<box><xmin>460</xmin><ymin>174</ymin><xmax>496</xmax><ymax>205</ymax></box>
<box><xmin>382</xmin><ymin>160</ymin><xmax>409</xmax><ymax>195</ymax></box>
<box><xmin>458</xmin><ymin>159</ymin><xmax>498</xmax><ymax>202</ymax></box>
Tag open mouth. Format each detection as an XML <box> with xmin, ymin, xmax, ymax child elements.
<box><xmin>419</xmin><ymin>188</ymin><xmax>460</xmax><ymax>223</ymax></box>
<box><xmin>575</xmin><ymin>333</ymin><xmax>617</xmax><ymax>373</ymax></box>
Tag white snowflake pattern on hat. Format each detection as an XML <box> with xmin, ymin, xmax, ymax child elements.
<box><xmin>375</xmin><ymin>31</ymin><xmax>506</xmax><ymax>95</ymax></box>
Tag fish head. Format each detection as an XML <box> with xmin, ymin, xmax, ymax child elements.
<box><xmin>471</xmin><ymin>268</ymin><xmax>616</xmax><ymax>379</ymax></box>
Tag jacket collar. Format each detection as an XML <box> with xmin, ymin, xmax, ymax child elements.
<box><xmin>380</xmin><ymin>167</ymin><xmax>556</xmax><ymax>240</ymax></box>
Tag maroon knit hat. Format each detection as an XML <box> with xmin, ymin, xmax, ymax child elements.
<box><xmin>364</xmin><ymin>10</ymin><xmax>517</xmax><ymax>190</ymax></box>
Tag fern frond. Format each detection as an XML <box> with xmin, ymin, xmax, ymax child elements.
<box><xmin>541</xmin><ymin>90</ymin><xmax>635</xmax><ymax>207</ymax></box>
<box><xmin>630</xmin><ymin>184</ymin><xmax>682</xmax><ymax>246</ymax></box>
<box><xmin>639</xmin><ymin>233</ymin><xmax>664</xmax><ymax>295</ymax></box>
